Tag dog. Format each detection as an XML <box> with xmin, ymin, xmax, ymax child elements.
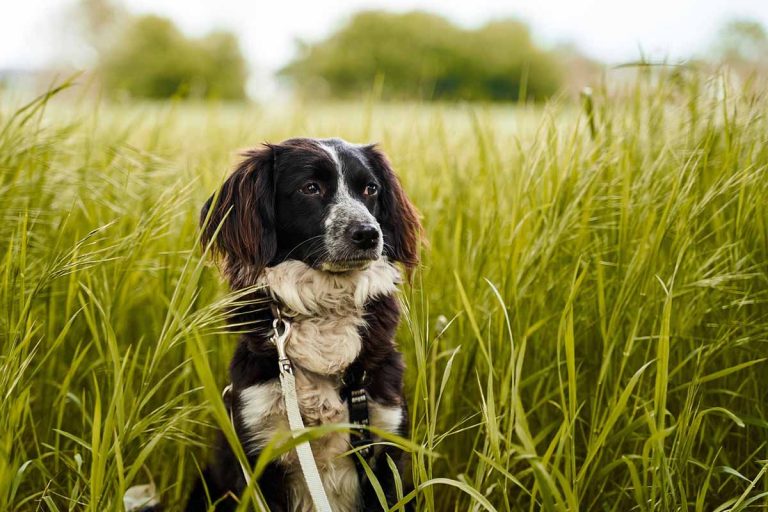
<box><xmin>186</xmin><ymin>138</ymin><xmax>422</xmax><ymax>511</ymax></box>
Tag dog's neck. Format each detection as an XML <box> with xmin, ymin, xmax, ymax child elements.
<box><xmin>256</xmin><ymin>259</ymin><xmax>401</xmax><ymax>316</ymax></box>
<box><xmin>251</xmin><ymin>259</ymin><xmax>401</xmax><ymax>375</ymax></box>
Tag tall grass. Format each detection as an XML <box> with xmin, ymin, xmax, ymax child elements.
<box><xmin>1</xmin><ymin>69</ymin><xmax>767</xmax><ymax>511</ymax></box>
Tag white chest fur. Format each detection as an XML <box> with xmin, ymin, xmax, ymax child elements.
<box><xmin>237</xmin><ymin>259</ymin><xmax>404</xmax><ymax>512</ymax></box>
<box><xmin>255</xmin><ymin>259</ymin><xmax>401</xmax><ymax>375</ymax></box>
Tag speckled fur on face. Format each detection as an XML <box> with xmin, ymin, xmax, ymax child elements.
<box><xmin>317</xmin><ymin>141</ymin><xmax>384</xmax><ymax>265</ymax></box>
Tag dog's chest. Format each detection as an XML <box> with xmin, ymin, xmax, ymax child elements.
<box><xmin>236</xmin><ymin>260</ymin><xmax>404</xmax><ymax>511</ymax></box>
<box><xmin>238</xmin><ymin>369</ymin><xmax>356</xmax><ymax>511</ymax></box>
<box><xmin>237</xmin><ymin>311</ymin><xmax>361</xmax><ymax>448</ymax></box>
<box><xmin>237</xmin><ymin>314</ymin><xmax>402</xmax><ymax>512</ymax></box>
<box><xmin>239</xmin><ymin>372</ymin><xmax>403</xmax><ymax>512</ymax></box>
<box><xmin>238</xmin><ymin>374</ymin><xmax>353</xmax><ymax>512</ymax></box>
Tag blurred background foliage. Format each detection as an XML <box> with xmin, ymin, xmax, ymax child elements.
<box><xmin>99</xmin><ymin>16</ymin><xmax>247</xmax><ymax>100</ymax></box>
<box><xmin>711</xmin><ymin>19</ymin><xmax>768</xmax><ymax>77</ymax></box>
<box><xmin>81</xmin><ymin>0</ymin><xmax>247</xmax><ymax>101</ymax></box>
<box><xmin>279</xmin><ymin>11</ymin><xmax>565</xmax><ymax>101</ymax></box>
<box><xmin>8</xmin><ymin>0</ymin><xmax>762</xmax><ymax>103</ymax></box>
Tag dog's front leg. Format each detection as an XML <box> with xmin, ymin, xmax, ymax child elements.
<box><xmin>185</xmin><ymin>432</ymin><xmax>246</xmax><ymax>512</ymax></box>
<box><xmin>360</xmin><ymin>402</ymin><xmax>413</xmax><ymax>511</ymax></box>
<box><xmin>249</xmin><ymin>459</ymin><xmax>290</xmax><ymax>511</ymax></box>
<box><xmin>185</xmin><ymin>432</ymin><xmax>290</xmax><ymax>511</ymax></box>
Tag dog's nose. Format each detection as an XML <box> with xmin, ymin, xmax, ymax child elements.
<box><xmin>350</xmin><ymin>223</ymin><xmax>380</xmax><ymax>249</ymax></box>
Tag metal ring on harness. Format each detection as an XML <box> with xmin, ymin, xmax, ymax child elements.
<box><xmin>271</xmin><ymin>317</ymin><xmax>292</xmax><ymax>364</ymax></box>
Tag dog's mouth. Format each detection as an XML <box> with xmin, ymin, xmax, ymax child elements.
<box><xmin>319</xmin><ymin>259</ymin><xmax>375</xmax><ymax>273</ymax></box>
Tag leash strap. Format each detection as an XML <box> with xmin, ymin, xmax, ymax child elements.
<box><xmin>272</xmin><ymin>312</ymin><xmax>333</xmax><ymax>512</ymax></box>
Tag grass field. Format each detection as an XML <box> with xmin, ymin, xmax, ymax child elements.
<box><xmin>1</xmin><ymin>70</ymin><xmax>767</xmax><ymax>511</ymax></box>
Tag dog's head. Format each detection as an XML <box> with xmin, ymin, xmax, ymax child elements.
<box><xmin>201</xmin><ymin>138</ymin><xmax>422</xmax><ymax>285</ymax></box>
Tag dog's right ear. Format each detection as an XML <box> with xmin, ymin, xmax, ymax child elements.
<box><xmin>200</xmin><ymin>145</ymin><xmax>277</xmax><ymax>281</ymax></box>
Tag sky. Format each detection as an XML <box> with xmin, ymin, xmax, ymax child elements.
<box><xmin>2</xmin><ymin>0</ymin><xmax>768</xmax><ymax>94</ymax></box>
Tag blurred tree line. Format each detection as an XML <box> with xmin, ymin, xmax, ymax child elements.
<box><xmin>79</xmin><ymin>0</ymin><xmax>767</xmax><ymax>102</ymax></box>
<box><xmin>80</xmin><ymin>0</ymin><xmax>247</xmax><ymax>100</ymax></box>
<box><xmin>280</xmin><ymin>11</ymin><xmax>567</xmax><ymax>101</ymax></box>
<box><xmin>99</xmin><ymin>16</ymin><xmax>247</xmax><ymax>100</ymax></box>
<box><xmin>713</xmin><ymin>19</ymin><xmax>768</xmax><ymax>77</ymax></box>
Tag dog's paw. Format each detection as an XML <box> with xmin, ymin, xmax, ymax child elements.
<box><xmin>123</xmin><ymin>483</ymin><xmax>160</xmax><ymax>512</ymax></box>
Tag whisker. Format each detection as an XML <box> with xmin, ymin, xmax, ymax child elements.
<box><xmin>282</xmin><ymin>235</ymin><xmax>326</xmax><ymax>260</ymax></box>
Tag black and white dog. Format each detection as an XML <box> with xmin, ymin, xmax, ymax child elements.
<box><xmin>187</xmin><ymin>138</ymin><xmax>422</xmax><ymax>511</ymax></box>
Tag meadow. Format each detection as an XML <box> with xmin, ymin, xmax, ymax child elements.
<box><xmin>1</xmin><ymin>70</ymin><xmax>767</xmax><ymax>511</ymax></box>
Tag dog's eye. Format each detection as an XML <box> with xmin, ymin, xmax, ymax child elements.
<box><xmin>300</xmin><ymin>182</ymin><xmax>322</xmax><ymax>196</ymax></box>
<box><xmin>363</xmin><ymin>183</ymin><xmax>379</xmax><ymax>197</ymax></box>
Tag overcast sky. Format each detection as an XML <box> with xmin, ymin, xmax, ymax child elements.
<box><xmin>3</xmin><ymin>0</ymin><xmax>768</xmax><ymax>92</ymax></box>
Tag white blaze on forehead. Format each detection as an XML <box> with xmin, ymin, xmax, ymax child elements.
<box><xmin>317</xmin><ymin>141</ymin><xmax>343</xmax><ymax>174</ymax></box>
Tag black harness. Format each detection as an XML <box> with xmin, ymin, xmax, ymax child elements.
<box><xmin>340</xmin><ymin>364</ymin><xmax>374</xmax><ymax>480</ymax></box>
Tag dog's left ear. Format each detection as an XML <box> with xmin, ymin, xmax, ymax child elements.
<box><xmin>365</xmin><ymin>144</ymin><xmax>423</xmax><ymax>276</ymax></box>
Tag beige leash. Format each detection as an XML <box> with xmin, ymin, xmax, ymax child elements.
<box><xmin>271</xmin><ymin>310</ymin><xmax>332</xmax><ymax>512</ymax></box>
<box><xmin>222</xmin><ymin>308</ymin><xmax>332</xmax><ymax>511</ymax></box>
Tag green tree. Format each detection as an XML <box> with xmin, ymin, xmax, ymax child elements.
<box><xmin>715</xmin><ymin>19</ymin><xmax>768</xmax><ymax>64</ymax></box>
<box><xmin>279</xmin><ymin>11</ymin><xmax>563</xmax><ymax>101</ymax></box>
<box><xmin>197</xmin><ymin>31</ymin><xmax>249</xmax><ymax>100</ymax></box>
<box><xmin>99</xmin><ymin>15</ymin><xmax>247</xmax><ymax>100</ymax></box>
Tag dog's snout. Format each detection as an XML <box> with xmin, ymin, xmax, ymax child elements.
<box><xmin>349</xmin><ymin>223</ymin><xmax>380</xmax><ymax>249</ymax></box>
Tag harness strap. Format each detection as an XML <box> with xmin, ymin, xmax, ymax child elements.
<box><xmin>341</xmin><ymin>365</ymin><xmax>374</xmax><ymax>481</ymax></box>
